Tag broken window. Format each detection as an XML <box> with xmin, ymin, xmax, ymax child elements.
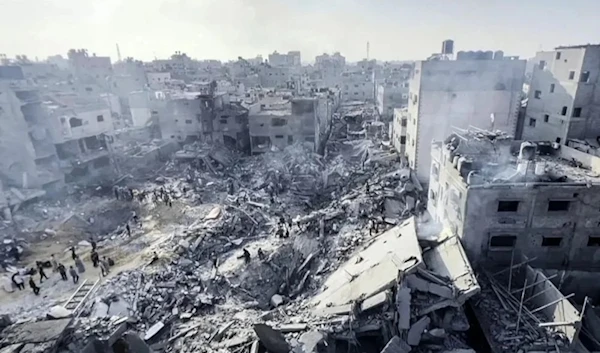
<box><xmin>489</xmin><ymin>235</ymin><xmax>517</xmax><ymax>248</ymax></box>
<box><xmin>534</xmin><ymin>90</ymin><xmax>542</xmax><ymax>99</ymax></box>
<box><xmin>96</xmin><ymin>115</ymin><xmax>104</xmax><ymax>122</ymax></box>
<box><xmin>556</xmin><ymin>52</ymin><xmax>562</xmax><ymax>60</ymax></box>
<box><xmin>561</xmin><ymin>106</ymin><xmax>568</xmax><ymax>116</ymax></box>
<box><xmin>587</xmin><ymin>236</ymin><xmax>600</xmax><ymax>247</ymax></box>
<box><xmin>539</xmin><ymin>60</ymin><xmax>546</xmax><ymax>70</ymax></box>
<box><xmin>186</xmin><ymin>120</ymin><xmax>193</xmax><ymax>124</ymax></box>
<box><xmin>271</xmin><ymin>118</ymin><xmax>287</xmax><ymax>127</ymax></box>
<box><xmin>542</xmin><ymin>237</ymin><xmax>562</xmax><ymax>247</ymax></box>
<box><xmin>544</xmin><ymin>114</ymin><xmax>549</xmax><ymax>123</ymax></box>
<box><xmin>568</xmin><ymin>71</ymin><xmax>575</xmax><ymax>80</ymax></box>
<box><xmin>573</xmin><ymin>107</ymin><xmax>582</xmax><ymax>117</ymax></box>
<box><xmin>497</xmin><ymin>201</ymin><xmax>519</xmax><ymax>212</ymax></box>
<box><xmin>548</xmin><ymin>200</ymin><xmax>570</xmax><ymax>211</ymax></box>
<box><xmin>304</xmin><ymin>136</ymin><xmax>315</xmax><ymax>142</ymax></box>
<box><xmin>549</xmin><ymin>84</ymin><xmax>555</xmax><ymax>93</ymax></box>
<box><xmin>219</xmin><ymin>119</ymin><xmax>227</xmax><ymax>124</ymax></box>
<box><xmin>288</xmin><ymin>135</ymin><xmax>293</xmax><ymax>144</ymax></box>
<box><xmin>529</xmin><ymin>118</ymin><xmax>536</xmax><ymax>127</ymax></box>
<box><xmin>275</xmin><ymin>135</ymin><xmax>284</xmax><ymax>139</ymax></box>
<box><xmin>69</xmin><ymin>117</ymin><xmax>83</xmax><ymax>128</ymax></box>
<box><xmin>400</xmin><ymin>136</ymin><xmax>406</xmax><ymax>144</ymax></box>
<box><xmin>580</xmin><ymin>71</ymin><xmax>590</xmax><ymax>83</ymax></box>
<box><xmin>401</xmin><ymin>118</ymin><xmax>407</xmax><ymax>127</ymax></box>
<box><xmin>431</xmin><ymin>163</ymin><xmax>440</xmax><ymax>180</ymax></box>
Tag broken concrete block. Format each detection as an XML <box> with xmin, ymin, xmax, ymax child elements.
<box><xmin>278</xmin><ymin>323</ymin><xmax>307</xmax><ymax>333</ymax></box>
<box><xmin>144</xmin><ymin>321</ymin><xmax>165</xmax><ymax>341</ymax></box>
<box><xmin>396</xmin><ymin>287</ymin><xmax>411</xmax><ymax>330</ymax></box>
<box><xmin>299</xmin><ymin>331</ymin><xmax>326</xmax><ymax>353</ymax></box>
<box><xmin>47</xmin><ymin>306</ymin><xmax>71</xmax><ymax>319</ymax></box>
<box><xmin>361</xmin><ymin>290</ymin><xmax>389</xmax><ymax>312</ymax></box>
<box><xmin>427</xmin><ymin>328</ymin><xmax>446</xmax><ymax>338</ymax></box>
<box><xmin>407</xmin><ymin>316</ymin><xmax>430</xmax><ymax>346</ymax></box>
<box><xmin>254</xmin><ymin>324</ymin><xmax>290</xmax><ymax>353</ymax></box>
<box><xmin>380</xmin><ymin>336</ymin><xmax>411</xmax><ymax>353</ymax></box>
<box><xmin>205</xmin><ymin>206</ymin><xmax>222</xmax><ymax>220</ymax></box>
<box><xmin>271</xmin><ymin>294</ymin><xmax>284</xmax><ymax>308</ymax></box>
<box><xmin>406</xmin><ymin>274</ymin><xmax>453</xmax><ymax>299</ymax></box>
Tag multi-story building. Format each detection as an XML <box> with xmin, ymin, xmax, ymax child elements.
<box><xmin>0</xmin><ymin>68</ymin><xmax>63</xmax><ymax>192</ymax></box>
<box><xmin>47</xmin><ymin>101</ymin><xmax>116</xmax><ymax>183</ymax></box>
<box><xmin>522</xmin><ymin>44</ymin><xmax>600</xmax><ymax>144</ymax></box>
<box><xmin>376</xmin><ymin>82</ymin><xmax>409</xmax><ymax>120</ymax></box>
<box><xmin>429</xmin><ymin>129</ymin><xmax>600</xmax><ymax>270</ymax></box>
<box><xmin>147</xmin><ymin>72</ymin><xmax>171</xmax><ymax>90</ymax></box>
<box><xmin>340</xmin><ymin>73</ymin><xmax>374</xmax><ymax>102</ymax></box>
<box><xmin>406</xmin><ymin>56</ymin><xmax>526</xmax><ymax>183</ymax></box>
<box><xmin>256</xmin><ymin>64</ymin><xmax>292</xmax><ymax>88</ymax></box>
<box><xmin>67</xmin><ymin>49</ymin><xmax>113</xmax><ymax>82</ymax></box>
<box><xmin>315</xmin><ymin>52</ymin><xmax>346</xmax><ymax>87</ymax></box>
<box><xmin>248</xmin><ymin>90</ymin><xmax>340</xmax><ymax>154</ymax></box>
<box><xmin>390</xmin><ymin>108</ymin><xmax>408</xmax><ymax>154</ymax></box>
<box><xmin>268</xmin><ymin>51</ymin><xmax>301</xmax><ymax>67</ymax></box>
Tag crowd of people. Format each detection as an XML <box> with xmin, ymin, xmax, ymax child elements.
<box><xmin>9</xmin><ymin>238</ymin><xmax>115</xmax><ymax>296</ymax></box>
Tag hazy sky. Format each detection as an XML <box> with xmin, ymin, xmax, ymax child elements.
<box><xmin>1</xmin><ymin>0</ymin><xmax>599</xmax><ymax>63</ymax></box>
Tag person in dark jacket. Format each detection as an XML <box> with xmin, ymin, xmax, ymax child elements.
<box><xmin>29</xmin><ymin>277</ymin><xmax>40</xmax><ymax>295</ymax></box>
<box><xmin>69</xmin><ymin>266</ymin><xmax>79</xmax><ymax>284</ymax></box>
<box><xmin>57</xmin><ymin>263</ymin><xmax>67</xmax><ymax>281</ymax></box>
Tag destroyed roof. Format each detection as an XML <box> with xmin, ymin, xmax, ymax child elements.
<box><xmin>435</xmin><ymin>129</ymin><xmax>600</xmax><ymax>185</ymax></box>
<box><xmin>311</xmin><ymin>217</ymin><xmax>423</xmax><ymax>312</ymax></box>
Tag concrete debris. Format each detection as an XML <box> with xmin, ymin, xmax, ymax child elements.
<box><xmin>298</xmin><ymin>330</ymin><xmax>327</xmax><ymax>353</ymax></box>
<box><xmin>381</xmin><ymin>336</ymin><xmax>411</xmax><ymax>353</ymax></box>
<box><xmin>144</xmin><ymin>321</ymin><xmax>165</xmax><ymax>341</ymax></box>
<box><xmin>407</xmin><ymin>316</ymin><xmax>430</xmax><ymax>346</ymax></box>
<box><xmin>254</xmin><ymin>323</ymin><xmax>291</xmax><ymax>353</ymax></box>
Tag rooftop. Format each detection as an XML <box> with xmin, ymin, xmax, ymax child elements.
<box><xmin>555</xmin><ymin>44</ymin><xmax>600</xmax><ymax>50</ymax></box>
<box><xmin>433</xmin><ymin>128</ymin><xmax>600</xmax><ymax>186</ymax></box>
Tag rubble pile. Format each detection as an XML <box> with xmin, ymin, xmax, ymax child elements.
<box><xmin>473</xmin><ymin>270</ymin><xmax>573</xmax><ymax>353</ymax></box>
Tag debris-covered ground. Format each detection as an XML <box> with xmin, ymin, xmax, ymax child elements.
<box><xmin>0</xmin><ymin>104</ymin><xmax>577</xmax><ymax>353</ymax></box>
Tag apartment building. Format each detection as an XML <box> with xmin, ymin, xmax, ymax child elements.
<box><xmin>390</xmin><ymin>108</ymin><xmax>408</xmax><ymax>154</ymax></box>
<box><xmin>340</xmin><ymin>73</ymin><xmax>374</xmax><ymax>102</ymax></box>
<box><xmin>376</xmin><ymin>82</ymin><xmax>409</xmax><ymax>120</ymax></box>
<box><xmin>522</xmin><ymin>45</ymin><xmax>600</xmax><ymax>144</ymax></box>
<box><xmin>268</xmin><ymin>51</ymin><xmax>301</xmax><ymax>67</ymax></box>
<box><xmin>406</xmin><ymin>57</ymin><xmax>526</xmax><ymax>183</ymax></box>
<box><xmin>248</xmin><ymin>90</ymin><xmax>340</xmax><ymax>154</ymax></box>
<box><xmin>429</xmin><ymin>130</ymin><xmax>600</xmax><ymax>270</ymax></box>
<box><xmin>0</xmin><ymin>68</ymin><xmax>63</xmax><ymax>191</ymax></box>
<box><xmin>48</xmin><ymin>101</ymin><xmax>116</xmax><ymax>183</ymax></box>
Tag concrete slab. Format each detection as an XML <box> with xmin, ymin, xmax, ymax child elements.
<box><xmin>312</xmin><ymin>217</ymin><xmax>423</xmax><ymax>311</ymax></box>
<box><xmin>254</xmin><ymin>324</ymin><xmax>290</xmax><ymax>353</ymax></box>
<box><xmin>381</xmin><ymin>336</ymin><xmax>411</xmax><ymax>353</ymax></box>
<box><xmin>1</xmin><ymin>319</ymin><xmax>71</xmax><ymax>345</ymax></box>
<box><xmin>407</xmin><ymin>316</ymin><xmax>430</xmax><ymax>346</ymax></box>
<box><xmin>396</xmin><ymin>286</ymin><xmax>411</xmax><ymax>330</ymax></box>
<box><xmin>423</xmin><ymin>235</ymin><xmax>480</xmax><ymax>304</ymax></box>
<box><xmin>406</xmin><ymin>274</ymin><xmax>453</xmax><ymax>299</ymax></box>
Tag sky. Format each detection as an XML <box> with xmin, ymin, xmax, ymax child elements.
<box><xmin>1</xmin><ymin>0</ymin><xmax>599</xmax><ymax>63</ymax></box>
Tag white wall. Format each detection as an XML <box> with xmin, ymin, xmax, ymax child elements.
<box><xmin>147</xmin><ymin>72</ymin><xmax>171</xmax><ymax>89</ymax></box>
<box><xmin>54</xmin><ymin>107</ymin><xmax>114</xmax><ymax>143</ymax></box>
<box><xmin>407</xmin><ymin>59</ymin><xmax>526</xmax><ymax>183</ymax></box>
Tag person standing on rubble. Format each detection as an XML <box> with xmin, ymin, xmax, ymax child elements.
<box><xmin>113</xmin><ymin>186</ymin><xmax>120</xmax><ymax>200</ymax></box>
<box><xmin>126</xmin><ymin>223</ymin><xmax>132</xmax><ymax>237</ymax></box>
<box><xmin>37</xmin><ymin>261</ymin><xmax>48</xmax><ymax>283</ymax></box>
<box><xmin>70</xmin><ymin>246</ymin><xmax>77</xmax><ymax>261</ymax></box>
<box><xmin>90</xmin><ymin>237</ymin><xmax>97</xmax><ymax>251</ymax></box>
<box><xmin>257</xmin><ymin>248</ymin><xmax>265</xmax><ymax>261</ymax></box>
<box><xmin>99</xmin><ymin>257</ymin><xmax>110</xmax><ymax>277</ymax></box>
<box><xmin>69</xmin><ymin>266</ymin><xmax>79</xmax><ymax>284</ymax></box>
<box><xmin>74</xmin><ymin>255</ymin><xmax>85</xmax><ymax>273</ymax></box>
<box><xmin>51</xmin><ymin>254</ymin><xmax>58</xmax><ymax>273</ymax></box>
<box><xmin>57</xmin><ymin>263</ymin><xmax>67</xmax><ymax>281</ymax></box>
<box><xmin>210</xmin><ymin>252</ymin><xmax>219</xmax><ymax>274</ymax></box>
<box><xmin>28</xmin><ymin>276</ymin><xmax>40</xmax><ymax>295</ymax></box>
<box><xmin>90</xmin><ymin>250</ymin><xmax>99</xmax><ymax>267</ymax></box>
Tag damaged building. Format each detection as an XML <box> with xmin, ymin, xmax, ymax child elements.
<box><xmin>429</xmin><ymin>129</ymin><xmax>600</xmax><ymax>270</ymax></box>
<box><xmin>248</xmin><ymin>89</ymin><xmax>340</xmax><ymax>154</ymax></box>
<box><xmin>405</xmin><ymin>55</ymin><xmax>526</xmax><ymax>183</ymax></box>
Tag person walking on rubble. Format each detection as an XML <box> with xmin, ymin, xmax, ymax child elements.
<box><xmin>210</xmin><ymin>252</ymin><xmax>219</xmax><ymax>275</ymax></box>
<box><xmin>90</xmin><ymin>237</ymin><xmax>97</xmax><ymax>251</ymax></box>
<box><xmin>74</xmin><ymin>255</ymin><xmax>85</xmax><ymax>273</ymax></box>
<box><xmin>257</xmin><ymin>248</ymin><xmax>265</xmax><ymax>261</ymax></box>
<box><xmin>11</xmin><ymin>272</ymin><xmax>24</xmax><ymax>290</ymax></box>
<box><xmin>69</xmin><ymin>266</ymin><xmax>79</xmax><ymax>284</ymax></box>
<box><xmin>37</xmin><ymin>262</ymin><xmax>48</xmax><ymax>283</ymax></box>
<box><xmin>57</xmin><ymin>263</ymin><xmax>67</xmax><ymax>281</ymax></box>
<box><xmin>242</xmin><ymin>248</ymin><xmax>251</xmax><ymax>264</ymax></box>
<box><xmin>70</xmin><ymin>246</ymin><xmax>77</xmax><ymax>261</ymax></box>
<box><xmin>126</xmin><ymin>223</ymin><xmax>132</xmax><ymax>237</ymax></box>
<box><xmin>113</xmin><ymin>186</ymin><xmax>120</xmax><ymax>200</ymax></box>
<box><xmin>29</xmin><ymin>276</ymin><xmax>40</xmax><ymax>295</ymax></box>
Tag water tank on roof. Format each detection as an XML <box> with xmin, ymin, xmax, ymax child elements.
<box><xmin>494</xmin><ymin>51</ymin><xmax>504</xmax><ymax>60</ymax></box>
<box><xmin>484</xmin><ymin>51</ymin><xmax>494</xmax><ymax>60</ymax></box>
<box><xmin>456</xmin><ymin>51</ymin><xmax>467</xmax><ymax>60</ymax></box>
<box><xmin>442</xmin><ymin>40</ymin><xmax>454</xmax><ymax>55</ymax></box>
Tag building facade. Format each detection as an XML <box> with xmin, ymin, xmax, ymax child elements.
<box><xmin>429</xmin><ymin>130</ymin><xmax>600</xmax><ymax>270</ymax></box>
<box><xmin>522</xmin><ymin>45</ymin><xmax>600</xmax><ymax>144</ymax></box>
<box><xmin>390</xmin><ymin>108</ymin><xmax>408</xmax><ymax>154</ymax></box>
<box><xmin>376</xmin><ymin>82</ymin><xmax>409</xmax><ymax>120</ymax></box>
<box><xmin>406</xmin><ymin>57</ymin><xmax>526</xmax><ymax>183</ymax></box>
<box><xmin>268</xmin><ymin>51</ymin><xmax>301</xmax><ymax>67</ymax></box>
